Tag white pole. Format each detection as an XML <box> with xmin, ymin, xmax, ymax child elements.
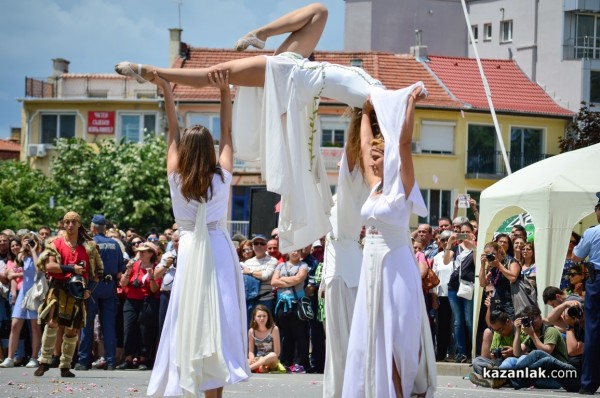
<box><xmin>460</xmin><ymin>0</ymin><xmax>512</xmax><ymax>175</ymax></box>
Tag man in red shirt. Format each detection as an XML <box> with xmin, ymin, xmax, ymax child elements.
<box><xmin>34</xmin><ymin>211</ymin><xmax>103</xmax><ymax>378</ymax></box>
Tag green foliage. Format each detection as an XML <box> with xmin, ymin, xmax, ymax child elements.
<box><xmin>559</xmin><ymin>102</ymin><xmax>600</xmax><ymax>153</ymax></box>
<box><xmin>0</xmin><ymin>160</ymin><xmax>60</xmax><ymax>231</ymax></box>
<box><xmin>49</xmin><ymin>136</ymin><xmax>173</xmax><ymax>233</ymax></box>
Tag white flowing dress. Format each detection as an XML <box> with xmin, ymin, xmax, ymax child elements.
<box><xmin>233</xmin><ymin>52</ymin><xmax>384</xmax><ymax>253</ymax></box>
<box><xmin>148</xmin><ymin>169</ymin><xmax>249</xmax><ymax>397</ymax></box>
<box><xmin>342</xmin><ymin>84</ymin><xmax>436</xmax><ymax>398</ymax></box>
<box><xmin>322</xmin><ymin>152</ymin><xmax>370</xmax><ymax>398</ymax></box>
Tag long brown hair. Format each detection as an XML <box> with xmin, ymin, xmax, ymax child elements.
<box><xmin>250</xmin><ymin>304</ymin><xmax>275</xmax><ymax>330</ymax></box>
<box><xmin>177</xmin><ymin>125</ymin><xmax>224</xmax><ymax>202</ymax></box>
<box><xmin>345</xmin><ymin>107</ymin><xmax>363</xmax><ymax>172</ymax></box>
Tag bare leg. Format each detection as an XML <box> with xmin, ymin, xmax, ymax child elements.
<box><xmin>244</xmin><ymin>2</ymin><xmax>328</xmax><ymax>57</ymax></box>
<box><xmin>117</xmin><ymin>3</ymin><xmax>327</xmax><ymax>87</ymax></box>
<box><xmin>30</xmin><ymin>319</ymin><xmax>42</xmax><ymax>360</ymax></box>
<box><xmin>392</xmin><ymin>358</ymin><xmax>403</xmax><ymax>398</ymax></box>
<box><xmin>7</xmin><ymin>318</ymin><xmax>24</xmax><ymax>358</ymax></box>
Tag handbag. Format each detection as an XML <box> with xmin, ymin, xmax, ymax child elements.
<box><xmin>422</xmin><ymin>267</ymin><xmax>440</xmax><ymax>292</ymax></box>
<box><xmin>284</xmin><ymin>261</ymin><xmax>314</xmax><ymax>321</ymax></box>
<box><xmin>456</xmin><ymin>254</ymin><xmax>474</xmax><ymax>300</ymax></box>
<box><xmin>510</xmin><ymin>273</ymin><xmax>538</xmax><ymax>315</ymax></box>
<box><xmin>22</xmin><ymin>271</ymin><xmax>49</xmax><ymax>311</ymax></box>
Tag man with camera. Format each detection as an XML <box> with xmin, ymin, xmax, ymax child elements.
<box><xmin>75</xmin><ymin>214</ymin><xmax>124</xmax><ymax>371</ymax></box>
<box><xmin>572</xmin><ymin>192</ymin><xmax>600</xmax><ymax>394</ymax></box>
<box><xmin>34</xmin><ymin>211</ymin><xmax>103</xmax><ymax>378</ymax></box>
<box><xmin>153</xmin><ymin>230</ymin><xmax>179</xmax><ymax>336</ymax></box>
<box><xmin>470</xmin><ymin>296</ymin><xmax>523</xmax><ymax>388</ymax></box>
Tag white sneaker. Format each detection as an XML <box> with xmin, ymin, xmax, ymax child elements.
<box><xmin>0</xmin><ymin>357</ymin><xmax>15</xmax><ymax>368</ymax></box>
<box><xmin>25</xmin><ymin>358</ymin><xmax>39</xmax><ymax>368</ymax></box>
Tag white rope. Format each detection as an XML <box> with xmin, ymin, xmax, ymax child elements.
<box><xmin>460</xmin><ymin>0</ymin><xmax>512</xmax><ymax>175</ymax></box>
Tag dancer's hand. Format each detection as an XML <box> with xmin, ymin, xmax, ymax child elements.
<box><xmin>410</xmin><ymin>85</ymin><xmax>426</xmax><ymax>102</ymax></box>
<box><xmin>152</xmin><ymin>71</ymin><xmax>171</xmax><ymax>93</ymax></box>
<box><xmin>208</xmin><ymin>69</ymin><xmax>230</xmax><ymax>91</ymax></box>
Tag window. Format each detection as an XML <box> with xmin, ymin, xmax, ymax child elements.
<box><xmin>187</xmin><ymin>113</ymin><xmax>221</xmax><ymax>143</ymax></box>
<box><xmin>510</xmin><ymin>127</ymin><xmax>543</xmax><ymax>171</ymax></box>
<box><xmin>418</xmin><ymin>189</ymin><xmax>452</xmax><ymax>226</ymax></box>
<box><xmin>320</xmin><ymin>116</ymin><xmax>349</xmax><ymax>147</ymax></box>
<box><xmin>41</xmin><ymin>114</ymin><xmax>76</xmax><ymax>144</ymax></box>
<box><xmin>484</xmin><ymin>23</ymin><xmax>492</xmax><ymax>41</ymax></box>
<box><xmin>590</xmin><ymin>71</ymin><xmax>600</xmax><ymax>102</ymax></box>
<box><xmin>467</xmin><ymin>124</ymin><xmax>500</xmax><ymax>174</ymax></box>
<box><xmin>574</xmin><ymin>14</ymin><xmax>596</xmax><ymax>58</ymax></box>
<box><xmin>420</xmin><ymin>121</ymin><xmax>454</xmax><ymax>154</ymax></box>
<box><xmin>119</xmin><ymin>113</ymin><xmax>157</xmax><ymax>143</ymax></box>
<box><xmin>500</xmin><ymin>20</ymin><xmax>513</xmax><ymax>43</ymax></box>
<box><xmin>471</xmin><ymin>25</ymin><xmax>478</xmax><ymax>42</ymax></box>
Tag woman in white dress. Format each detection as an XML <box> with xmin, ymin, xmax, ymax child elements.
<box><xmin>342</xmin><ymin>85</ymin><xmax>436</xmax><ymax>398</ymax></box>
<box><xmin>147</xmin><ymin>69</ymin><xmax>249</xmax><ymax>398</ymax></box>
<box><xmin>115</xmin><ymin>3</ymin><xmax>383</xmax><ymax>253</ymax></box>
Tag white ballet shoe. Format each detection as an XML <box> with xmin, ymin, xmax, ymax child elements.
<box><xmin>234</xmin><ymin>32</ymin><xmax>265</xmax><ymax>51</ymax></box>
<box><xmin>114</xmin><ymin>62</ymin><xmax>148</xmax><ymax>84</ymax></box>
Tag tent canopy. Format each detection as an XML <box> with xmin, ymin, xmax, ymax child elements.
<box><xmin>475</xmin><ymin>143</ymin><xmax>600</xmax><ymax>327</ymax></box>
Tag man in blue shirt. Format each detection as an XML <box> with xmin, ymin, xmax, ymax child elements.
<box><xmin>75</xmin><ymin>214</ymin><xmax>124</xmax><ymax>371</ymax></box>
<box><xmin>572</xmin><ymin>192</ymin><xmax>600</xmax><ymax>394</ymax></box>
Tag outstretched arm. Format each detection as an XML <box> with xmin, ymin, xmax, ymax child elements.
<box><xmin>210</xmin><ymin>70</ymin><xmax>233</xmax><ymax>174</ymax></box>
<box><xmin>153</xmin><ymin>72</ymin><xmax>180</xmax><ymax>175</ymax></box>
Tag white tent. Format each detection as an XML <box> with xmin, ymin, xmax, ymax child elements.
<box><xmin>473</xmin><ymin>143</ymin><xmax>600</xmax><ymax>351</ymax></box>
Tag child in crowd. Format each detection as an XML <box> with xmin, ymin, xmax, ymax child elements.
<box><xmin>248</xmin><ymin>305</ymin><xmax>284</xmax><ymax>373</ymax></box>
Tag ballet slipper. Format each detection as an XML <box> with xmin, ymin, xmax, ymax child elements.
<box><xmin>234</xmin><ymin>32</ymin><xmax>265</xmax><ymax>51</ymax></box>
<box><xmin>114</xmin><ymin>62</ymin><xmax>150</xmax><ymax>84</ymax></box>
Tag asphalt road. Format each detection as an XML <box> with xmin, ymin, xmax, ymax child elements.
<box><xmin>0</xmin><ymin>366</ymin><xmax>589</xmax><ymax>397</ymax></box>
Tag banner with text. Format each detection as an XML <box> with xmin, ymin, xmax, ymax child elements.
<box><xmin>88</xmin><ymin>111</ymin><xmax>115</xmax><ymax>134</ymax></box>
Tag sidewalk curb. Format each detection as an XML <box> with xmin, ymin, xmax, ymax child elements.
<box><xmin>436</xmin><ymin>362</ymin><xmax>472</xmax><ymax>377</ymax></box>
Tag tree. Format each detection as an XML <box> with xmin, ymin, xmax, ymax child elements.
<box><xmin>559</xmin><ymin>102</ymin><xmax>600</xmax><ymax>153</ymax></box>
<box><xmin>0</xmin><ymin>160</ymin><xmax>60</xmax><ymax>231</ymax></box>
<box><xmin>50</xmin><ymin>136</ymin><xmax>173</xmax><ymax>232</ymax></box>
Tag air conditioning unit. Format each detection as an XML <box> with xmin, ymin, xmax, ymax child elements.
<box><xmin>411</xmin><ymin>141</ymin><xmax>422</xmax><ymax>153</ymax></box>
<box><xmin>27</xmin><ymin>144</ymin><xmax>47</xmax><ymax>158</ymax></box>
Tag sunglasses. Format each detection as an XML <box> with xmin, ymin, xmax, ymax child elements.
<box><xmin>147</xmin><ymin>237</ymin><xmax>158</xmax><ymax>242</ymax></box>
<box><xmin>569</xmin><ymin>241</ymin><xmax>577</xmax><ymax>245</ymax></box>
<box><xmin>253</xmin><ymin>241</ymin><xmax>267</xmax><ymax>246</ymax></box>
<box><xmin>568</xmin><ymin>272</ymin><xmax>582</xmax><ymax>277</ymax></box>
<box><xmin>132</xmin><ymin>241</ymin><xmax>143</xmax><ymax>246</ymax></box>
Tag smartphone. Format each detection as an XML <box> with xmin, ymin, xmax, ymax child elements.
<box><xmin>457</xmin><ymin>233</ymin><xmax>469</xmax><ymax>240</ymax></box>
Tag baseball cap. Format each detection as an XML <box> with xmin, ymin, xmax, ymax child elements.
<box><xmin>252</xmin><ymin>234</ymin><xmax>268</xmax><ymax>243</ymax></box>
<box><xmin>91</xmin><ymin>214</ymin><xmax>107</xmax><ymax>226</ymax></box>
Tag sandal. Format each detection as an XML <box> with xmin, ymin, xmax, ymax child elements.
<box><xmin>234</xmin><ymin>32</ymin><xmax>265</xmax><ymax>51</ymax></box>
<box><xmin>114</xmin><ymin>62</ymin><xmax>149</xmax><ymax>84</ymax></box>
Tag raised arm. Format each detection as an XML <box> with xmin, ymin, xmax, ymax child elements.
<box><xmin>399</xmin><ymin>87</ymin><xmax>422</xmax><ymax>198</ymax></box>
<box><xmin>153</xmin><ymin>72</ymin><xmax>180</xmax><ymax>175</ymax></box>
<box><xmin>210</xmin><ymin>70</ymin><xmax>233</xmax><ymax>174</ymax></box>
<box><xmin>360</xmin><ymin>99</ymin><xmax>379</xmax><ymax>188</ymax></box>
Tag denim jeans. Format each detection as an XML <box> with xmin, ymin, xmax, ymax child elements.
<box><xmin>509</xmin><ymin>350</ymin><xmax>578</xmax><ymax>391</ymax></box>
<box><xmin>448</xmin><ymin>289</ymin><xmax>473</xmax><ymax>356</ymax></box>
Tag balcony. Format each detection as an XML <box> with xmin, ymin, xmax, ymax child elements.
<box><xmin>466</xmin><ymin>150</ymin><xmax>553</xmax><ymax>179</ymax></box>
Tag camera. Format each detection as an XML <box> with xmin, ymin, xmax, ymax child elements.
<box><xmin>491</xmin><ymin>298</ymin><xmax>503</xmax><ymax>312</ymax></box>
<box><xmin>103</xmin><ymin>274</ymin><xmax>113</xmax><ymax>283</ymax></box>
<box><xmin>521</xmin><ymin>317</ymin><xmax>531</xmax><ymax>327</ymax></box>
<box><xmin>567</xmin><ymin>306</ymin><xmax>583</xmax><ymax>319</ymax></box>
<box><xmin>486</xmin><ymin>253</ymin><xmax>496</xmax><ymax>262</ymax></box>
<box><xmin>492</xmin><ymin>348</ymin><xmax>503</xmax><ymax>358</ymax></box>
<box><xmin>171</xmin><ymin>254</ymin><xmax>177</xmax><ymax>268</ymax></box>
<box><xmin>457</xmin><ymin>233</ymin><xmax>469</xmax><ymax>240</ymax></box>
<box><xmin>131</xmin><ymin>280</ymin><xmax>142</xmax><ymax>289</ymax></box>
<box><xmin>27</xmin><ymin>239</ymin><xmax>36</xmax><ymax>248</ymax></box>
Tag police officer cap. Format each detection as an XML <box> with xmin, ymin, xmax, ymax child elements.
<box><xmin>91</xmin><ymin>214</ymin><xmax>107</xmax><ymax>226</ymax></box>
<box><xmin>595</xmin><ymin>192</ymin><xmax>600</xmax><ymax>209</ymax></box>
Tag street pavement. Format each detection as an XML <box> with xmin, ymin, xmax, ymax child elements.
<box><xmin>0</xmin><ymin>366</ymin><xmax>587</xmax><ymax>397</ymax></box>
